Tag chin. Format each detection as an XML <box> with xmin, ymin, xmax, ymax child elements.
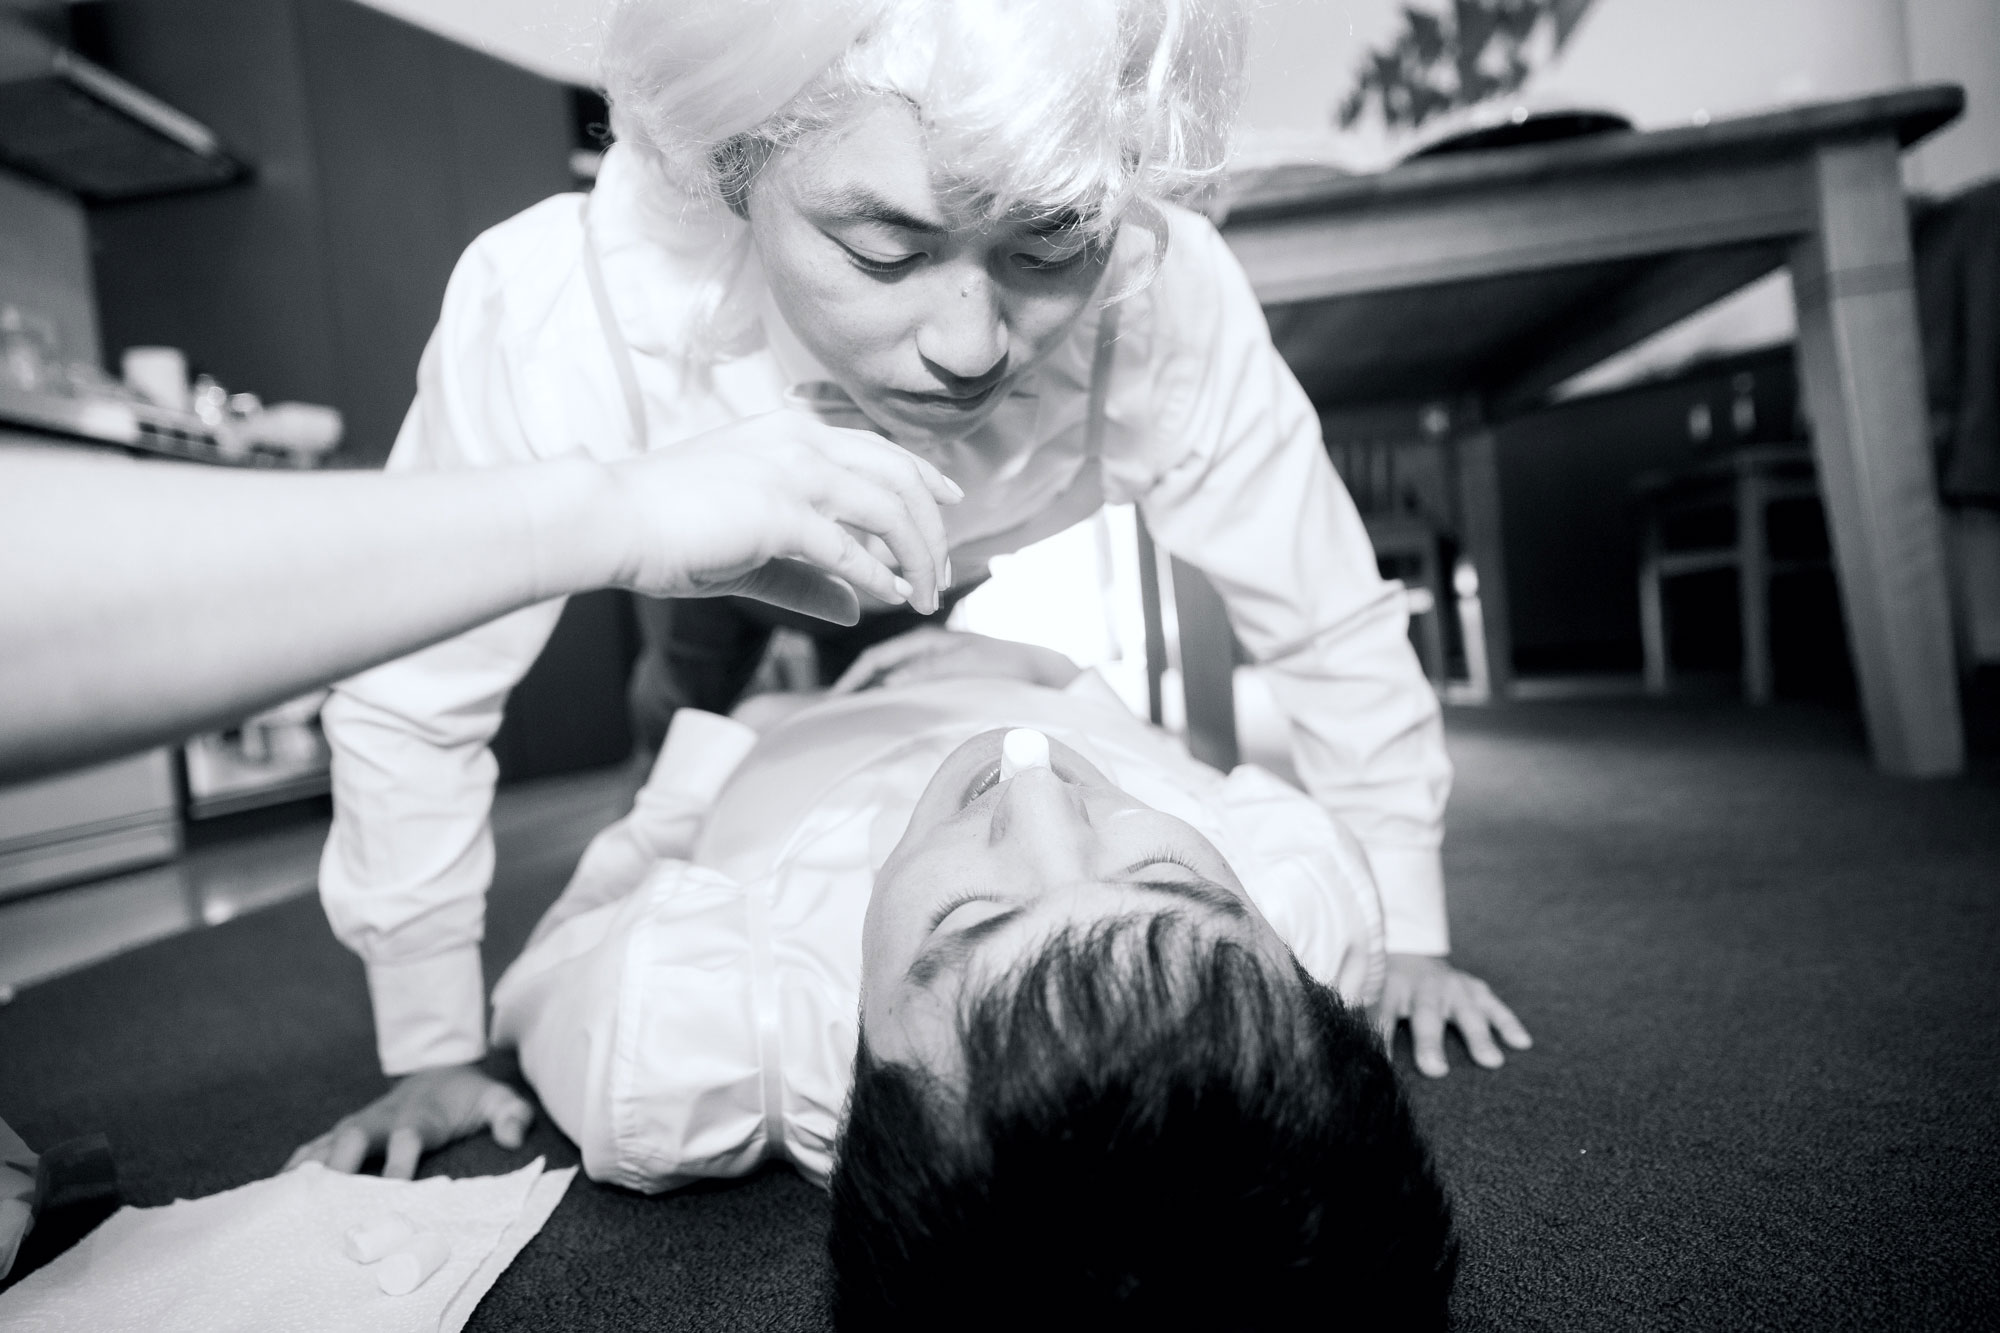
<box><xmin>868</xmin><ymin>399</ymin><xmax>1007</xmax><ymax>451</ymax></box>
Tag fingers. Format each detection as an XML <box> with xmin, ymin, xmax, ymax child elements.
<box><xmin>815</xmin><ymin>428</ymin><xmax>958</xmax><ymax>590</ymax></box>
<box><xmin>381</xmin><ymin>1125</ymin><xmax>424</xmax><ymax>1181</ymax></box>
<box><xmin>830</xmin><ymin>629</ymin><xmax>953</xmax><ymax>694</ymax></box>
<box><xmin>729</xmin><ymin>554</ymin><xmax>867</xmax><ymax>626</ymax></box>
<box><xmin>829</xmin><ymin>647</ymin><xmax>887</xmax><ymax>695</ymax></box>
<box><xmin>783</xmin><ymin>518</ymin><xmax>906</xmax><ymax>614</ymax></box>
<box><xmin>283</xmin><ymin>1135</ymin><xmax>329</xmax><ymax>1173</ymax></box>
<box><xmin>1454</xmin><ymin>998</ymin><xmax>1507</xmax><ymax>1070</ymax></box>
<box><xmin>479</xmin><ymin>1084</ymin><xmax>536</xmax><ymax>1152</ymax></box>
<box><xmin>1410</xmin><ymin>987</ymin><xmax>1450</xmax><ymax>1079</ymax></box>
<box><xmin>325</xmin><ymin>1122</ymin><xmax>372</xmax><ymax>1174</ymax></box>
<box><xmin>1373</xmin><ymin>968</ymin><xmax>1409</xmax><ymax>1050</ymax></box>
<box><xmin>1487</xmin><ymin>992</ymin><xmax>1534</xmax><ymax>1050</ymax></box>
<box><xmin>283</xmin><ymin>1067</ymin><xmax>538</xmax><ymax>1183</ymax></box>
<box><xmin>806</xmin><ymin>467</ymin><xmax>943</xmax><ymax>614</ymax></box>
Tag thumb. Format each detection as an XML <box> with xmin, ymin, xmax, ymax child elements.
<box><xmin>478</xmin><ymin>1084</ymin><xmax>535</xmax><ymax>1150</ymax></box>
<box><xmin>724</xmin><ymin>558</ymin><xmax>861</xmax><ymax>626</ymax></box>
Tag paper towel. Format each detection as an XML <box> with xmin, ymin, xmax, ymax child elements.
<box><xmin>0</xmin><ymin>1158</ymin><xmax>573</xmax><ymax>1333</ymax></box>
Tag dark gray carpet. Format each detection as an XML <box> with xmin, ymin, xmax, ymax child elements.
<box><xmin>2</xmin><ymin>700</ymin><xmax>1995</xmax><ymax>1329</ymax></box>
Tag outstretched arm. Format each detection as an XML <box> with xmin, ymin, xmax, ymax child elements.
<box><xmin>1124</xmin><ymin>212</ymin><xmax>1527</xmax><ymax>1075</ymax></box>
<box><xmin>0</xmin><ymin>417</ymin><xmax>957</xmax><ymax>783</ymax></box>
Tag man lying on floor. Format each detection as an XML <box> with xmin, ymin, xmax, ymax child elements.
<box><xmin>472</xmin><ymin>632</ymin><xmax>1455</xmax><ymax>1326</ymax></box>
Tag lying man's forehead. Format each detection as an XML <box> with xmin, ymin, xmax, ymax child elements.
<box><xmin>907</xmin><ymin>878</ymin><xmax>1248</xmax><ymax>990</ymax></box>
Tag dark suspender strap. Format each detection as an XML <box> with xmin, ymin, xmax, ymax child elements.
<box><xmin>579</xmin><ymin>192</ymin><xmax>649</xmax><ymax>449</ymax></box>
<box><xmin>1083</xmin><ymin>300</ymin><xmax>1121</xmax><ymax>461</ymax></box>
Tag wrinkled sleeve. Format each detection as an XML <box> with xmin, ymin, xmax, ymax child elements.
<box><xmin>1220</xmin><ymin>764</ymin><xmax>1388</xmax><ymax>1009</ymax></box>
<box><xmin>523</xmin><ymin>708</ymin><xmax>758</xmax><ymax>952</ymax></box>
<box><xmin>1124</xmin><ymin>212</ymin><xmax>1455</xmax><ymax>956</ymax></box>
<box><xmin>318</xmin><ymin>214</ymin><xmax>582</xmax><ymax>1076</ymax></box>
<box><xmin>488</xmin><ymin>860</ymin><xmax>767</xmax><ymax>1193</ymax></box>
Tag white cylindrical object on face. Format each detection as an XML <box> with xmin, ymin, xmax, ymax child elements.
<box><xmin>343</xmin><ymin>1212</ymin><xmax>417</xmax><ymax>1264</ymax></box>
<box><xmin>376</xmin><ymin>1230</ymin><xmax>452</xmax><ymax>1296</ymax></box>
<box><xmin>999</xmin><ymin>728</ymin><xmax>1050</xmax><ymax>780</ymax></box>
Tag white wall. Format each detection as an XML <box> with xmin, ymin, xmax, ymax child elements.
<box><xmin>351</xmin><ymin>0</ymin><xmax>600</xmax><ymax>84</ymax></box>
<box><xmin>1902</xmin><ymin>0</ymin><xmax>2000</xmax><ymax>193</ymax></box>
<box><xmin>1238</xmin><ymin>0</ymin><xmax>1980</xmax><ymax>147</ymax></box>
<box><xmin>1235</xmin><ymin>0</ymin><xmax>1405</xmax><ymax>165</ymax></box>
<box><xmin>348</xmin><ymin>0</ymin><xmax>1994</xmax><ymax>193</ymax></box>
<box><xmin>1524</xmin><ymin>0</ymin><xmax>1913</xmax><ymax>127</ymax></box>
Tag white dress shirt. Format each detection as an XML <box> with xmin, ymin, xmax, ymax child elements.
<box><xmin>488</xmin><ymin>673</ymin><xmax>1387</xmax><ymax>1192</ymax></box>
<box><xmin>320</xmin><ymin>142</ymin><xmax>1452</xmax><ymax>1077</ymax></box>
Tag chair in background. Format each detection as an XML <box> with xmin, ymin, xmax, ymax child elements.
<box><xmin>1136</xmin><ymin>517</ymin><xmax>1243</xmax><ymax>771</ymax></box>
<box><xmin>1635</xmin><ymin>442</ymin><xmax>1829</xmax><ymax>703</ymax></box>
<box><xmin>1327</xmin><ymin>435</ymin><xmax>1451</xmax><ymax>686</ymax></box>
<box><xmin>1137</xmin><ymin>426</ymin><xmax>1464</xmax><ymax>775</ymax></box>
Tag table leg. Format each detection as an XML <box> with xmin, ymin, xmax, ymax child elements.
<box><xmin>1639</xmin><ymin>523</ymin><xmax>1669</xmax><ymax>696</ymax></box>
<box><xmin>1453</xmin><ymin>426</ymin><xmax>1514</xmax><ymax>698</ymax></box>
<box><xmin>1790</xmin><ymin>134</ymin><xmax>1963</xmax><ymax>776</ymax></box>
<box><xmin>1737</xmin><ymin>467</ymin><xmax>1774</xmax><ymax>704</ymax></box>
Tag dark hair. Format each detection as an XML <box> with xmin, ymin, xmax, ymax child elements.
<box><xmin>827</xmin><ymin>913</ymin><xmax>1457</xmax><ymax>1331</ymax></box>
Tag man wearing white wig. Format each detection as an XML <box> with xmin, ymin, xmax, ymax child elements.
<box><xmin>297</xmin><ymin>0</ymin><xmax>1529</xmax><ymax>1195</ymax></box>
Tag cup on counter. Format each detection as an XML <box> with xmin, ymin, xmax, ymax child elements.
<box><xmin>121</xmin><ymin>346</ymin><xmax>191</xmax><ymax>412</ymax></box>
<box><xmin>1</xmin><ymin>305</ymin><xmax>59</xmax><ymax>394</ymax></box>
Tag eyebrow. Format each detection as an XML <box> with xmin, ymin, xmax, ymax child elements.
<box><xmin>908</xmin><ymin>907</ymin><xmax>1025</xmax><ymax>986</ymax></box>
<box><xmin>813</xmin><ymin>184</ymin><xmax>948</xmax><ymax>236</ymax></box>
<box><xmin>905</xmin><ymin>877</ymin><xmax>1247</xmax><ymax>988</ymax></box>
<box><xmin>1129</xmin><ymin>877</ymin><xmax>1249</xmax><ymax>921</ymax></box>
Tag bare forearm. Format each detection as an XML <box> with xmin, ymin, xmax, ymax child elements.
<box><xmin>0</xmin><ymin>447</ymin><xmax>618</xmax><ymax>782</ymax></box>
<box><xmin>1</xmin><ymin>409</ymin><xmax>959</xmax><ymax>783</ymax></box>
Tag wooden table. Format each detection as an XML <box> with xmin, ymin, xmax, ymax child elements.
<box><xmin>1218</xmin><ymin>85</ymin><xmax>1968</xmax><ymax>778</ymax></box>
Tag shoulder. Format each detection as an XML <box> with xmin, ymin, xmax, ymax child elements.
<box><xmin>441</xmin><ymin>192</ymin><xmax>590</xmax><ymax>340</ymax></box>
<box><xmin>1122</xmin><ymin>204</ymin><xmax>1261</xmax><ymax>346</ymax></box>
<box><xmin>1219</xmin><ymin>766</ymin><xmax>1388</xmax><ymax>1006</ymax></box>
<box><xmin>1096</xmin><ymin>204</ymin><xmax>1274</xmax><ymax>485</ymax></box>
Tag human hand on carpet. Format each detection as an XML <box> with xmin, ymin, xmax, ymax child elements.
<box><xmin>283</xmin><ymin>1065</ymin><xmax>534</xmax><ymax>1179</ymax></box>
<box><xmin>830</xmin><ymin>628</ymin><xmax>1082</xmax><ymax>694</ymax></box>
<box><xmin>1375</xmin><ymin>954</ymin><xmax>1531</xmax><ymax>1078</ymax></box>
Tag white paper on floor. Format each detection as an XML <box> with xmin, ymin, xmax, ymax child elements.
<box><xmin>0</xmin><ymin>1157</ymin><xmax>573</xmax><ymax>1333</ymax></box>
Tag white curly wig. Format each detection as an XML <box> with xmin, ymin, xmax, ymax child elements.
<box><xmin>598</xmin><ymin>0</ymin><xmax>1248</xmax><ymax>261</ymax></box>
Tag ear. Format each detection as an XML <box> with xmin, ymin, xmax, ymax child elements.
<box><xmin>714</xmin><ymin>134</ymin><xmax>774</xmax><ymax>219</ymax></box>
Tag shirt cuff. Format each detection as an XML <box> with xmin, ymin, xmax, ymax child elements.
<box><xmin>639</xmin><ymin>708</ymin><xmax>759</xmax><ymax>808</ymax></box>
<box><xmin>366</xmin><ymin>945</ymin><xmax>489</xmax><ymax>1076</ymax></box>
<box><xmin>1366</xmin><ymin>844</ymin><xmax>1450</xmax><ymax>956</ymax></box>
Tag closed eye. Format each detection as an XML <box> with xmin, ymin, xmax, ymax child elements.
<box><xmin>845</xmin><ymin>245</ymin><xmax>923</xmax><ymax>276</ymax></box>
<box><xmin>1125</xmin><ymin>850</ymin><xmax>1205</xmax><ymax>878</ymax></box>
<box><xmin>926</xmin><ymin>892</ymin><xmax>1001</xmax><ymax>933</ymax></box>
<box><xmin>1013</xmin><ymin>250</ymin><xmax>1088</xmax><ymax>273</ymax></box>
<box><xmin>909</xmin><ymin>903</ymin><xmax>1025</xmax><ymax>986</ymax></box>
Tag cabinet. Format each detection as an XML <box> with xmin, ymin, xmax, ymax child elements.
<box><xmin>80</xmin><ymin>0</ymin><xmax>577</xmax><ymax>467</ymax></box>
<box><xmin>0</xmin><ymin>750</ymin><xmax>179</xmax><ymax>900</ymax></box>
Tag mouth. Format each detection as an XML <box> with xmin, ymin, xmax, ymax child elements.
<box><xmin>952</xmin><ymin>729</ymin><xmax>1087</xmax><ymax>809</ymax></box>
<box><xmin>891</xmin><ymin>380</ymin><xmax>1005</xmax><ymax>413</ymax></box>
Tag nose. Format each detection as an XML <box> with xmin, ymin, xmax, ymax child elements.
<box><xmin>988</xmin><ymin>766</ymin><xmax>1092</xmax><ymax>880</ymax></box>
<box><xmin>917</xmin><ymin>267</ymin><xmax>1008</xmax><ymax>387</ymax></box>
